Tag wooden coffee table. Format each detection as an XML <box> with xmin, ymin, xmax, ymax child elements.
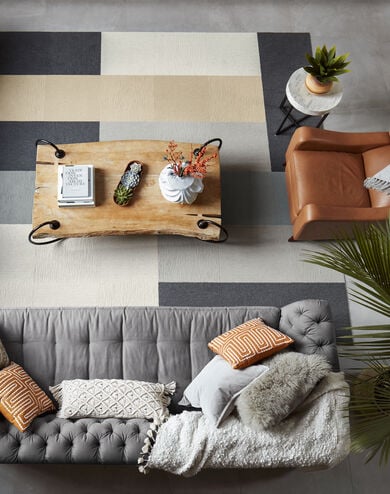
<box><xmin>31</xmin><ymin>139</ymin><xmax>225</xmax><ymax>242</ymax></box>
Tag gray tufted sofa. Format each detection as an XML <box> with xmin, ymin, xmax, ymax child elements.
<box><xmin>0</xmin><ymin>299</ymin><xmax>338</xmax><ymax>464</ymax></box>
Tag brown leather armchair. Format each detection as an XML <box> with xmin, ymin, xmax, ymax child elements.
<box><xmin>285</xmin><ymin>127</ymin><xmax>390</xmax><ymax>241</ymax></box>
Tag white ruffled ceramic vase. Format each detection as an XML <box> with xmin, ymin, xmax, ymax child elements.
<box><xmin>159</xmin><ymin>165</ymin><xmax>204</xmax><ymax>205</ymax></box>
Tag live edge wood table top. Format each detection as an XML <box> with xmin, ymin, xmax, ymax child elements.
<box><xmin>32</xmin><ymin>140</ymin><xmax>222</xmax><ymax>242</ymax></box>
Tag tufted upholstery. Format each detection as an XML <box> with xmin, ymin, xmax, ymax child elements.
<box><xmin>0</xmin><ymin>300</ymin><xmax>338</xmax><ymax>464</ymax></box>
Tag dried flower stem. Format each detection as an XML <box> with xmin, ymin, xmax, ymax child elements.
<box><xmin>164</xmin><ymin>140</ymin><xmax>217</xmax><ymax>179</ymax></box>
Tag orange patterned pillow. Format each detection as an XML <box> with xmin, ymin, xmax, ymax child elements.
<box><xmin>208</xmin><ymin>319</ymin><xmax>294</xmax><ymax>369</ymax></box>
<box><xmin>0</xmin><ymin>362</ymin><xmax>56</xmax><ymax>432</ymax></box>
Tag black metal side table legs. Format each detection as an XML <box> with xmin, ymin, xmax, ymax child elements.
<box><xmin>275</xmin><ymin>96</ymin><xmax>329</xmax><ymax>135</ymax></box>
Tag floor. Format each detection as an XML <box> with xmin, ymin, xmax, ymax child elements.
<box><xmin>0</xmin><ymin>0</ymin><xmax>389</xmax><ymax>492</ymax></box>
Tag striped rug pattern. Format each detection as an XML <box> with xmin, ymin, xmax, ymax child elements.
<box><xmin>0</xmin><ymin>32</ymin><xmax>350</xmax><ymax>333</ymax></box>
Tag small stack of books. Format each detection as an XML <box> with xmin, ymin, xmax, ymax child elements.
<box><xmin>57</xmin><ymin>164</ymin><xmax>95</xmax><ymax>207</ymax></box>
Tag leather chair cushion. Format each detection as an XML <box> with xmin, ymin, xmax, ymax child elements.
<box><xmin>363</xmin><ymin>145</ymin><xmax>390</xmax><ymax>207</ymax></box>
<box><xmin>289</xmin><ymin>150</ymin><xmax>370</xmax><ymax>217</ymax></box>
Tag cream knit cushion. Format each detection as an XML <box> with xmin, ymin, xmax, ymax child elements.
<box><xmin>208</xmin><ymin>318</ymin><xmax>294</xmax><ymax>369</ymax></box>
<box><xmin>50</xmin><ymin>379</ymin><xmax>176</xmax><ymax>420</ymax></box>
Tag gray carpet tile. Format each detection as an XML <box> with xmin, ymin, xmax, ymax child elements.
<box><xmin>221</xmin><ymin>171</ymin><xmax>290</xmax><ymax>225</ymax></box>
<box><xmin>0</xmin><ymin>171</ymin><xmax>35</xmax><ymax>223</ymax></box>
<box><xmin>159</xmin><ymin>282</ymin><xmax>350</xmax><ymax>331</ymax></box>
<box><xmin>0</xmin><ymin>122</ymin><xmax>99</xmax><ymax>171</ymax></box>
<box><xmin>257</xmin><ymin>33</ymin><xmax>323</xmax><ymax>171</ymax></box>
<box><xmin>100</xmin><ymin>121</ymin><xmax>271</xmax><ymax>171</ymax></box>
<box><xmin>0</xmin><ymin>32</ymin><xmax>101</xmax><ymax>74</ymax></box>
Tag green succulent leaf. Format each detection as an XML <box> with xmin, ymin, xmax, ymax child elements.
<box><xmin>304</xmin><ymin>44</ymin><xmax>351</xmax><ymax>80</ymax></box>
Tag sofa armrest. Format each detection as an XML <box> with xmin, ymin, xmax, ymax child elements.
<box><xmin>285</xmin><ymin>127</ymin><xmax>390</xmax><ymax>162</ymax></box>
<box><xmin>292</xmin><ymin>204</ymin><xmax>390</xmax><ymax>241</ymax></box>
<box><xmin>279</xmin><ymin>299</ymin><xmax>339</xmax><ymax>371</ymax></box>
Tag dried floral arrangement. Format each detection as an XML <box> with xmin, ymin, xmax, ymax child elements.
<box><xmin>163</xmin><ymin>141</ymin><xmax>217</xmax><ymax>179</ymax></box>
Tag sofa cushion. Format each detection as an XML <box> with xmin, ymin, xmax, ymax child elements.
<box><xmin>289</xmin><ymin>150</ymin><xmax>370</xmax><ymax>218</ymax></box>
<box><xmin>363</xmin><ymin>145</ymin><xmax>390</xmax><ymax>207</ymax></box>
<box><xmin>236</xmin><ymin>351</ymin><xmax>331</xmax><ymax>430</ymax></box>
<box><xmin>208</xmin><ymin>319</ymin><xmax>294</xmax><ymax>369</ymax></box>
<box><xmin>179</xmin><ymin>355</ymin><xmax>268</xmax><ymax>427</ymax></box>
<box><xmin>0</xmin><ymin>362</ymin><xmax>56</xmax><ymax>432</ymax></box>
<box><xmin>0</xmin><ymin>303</ymin><xmax>338</xmax><ymax>413</ymax></box>
<box><xmin>0</xmin><ymin>415</ymin><xmax>150</xmax><ymax>464</ymax></box>
<box><xmin>0</xmin><ymin>306</ymin><xmax>282</xmax><ymax>412</ymax></box>
<box><xmin>50</xmin><ymin>379</ymin><xmax>175</xmax><ymax>420</ymax></box>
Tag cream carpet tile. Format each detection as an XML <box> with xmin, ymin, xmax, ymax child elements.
<box><xmin>101</xmin><ymin>32</ymin><xmax>261</xmax><ymax>76</ymax></box>
<box><xmin>0</xmin><ymin>225</ymin><xmax>158</xmax><ymax>307</ymax></box>
<box><xmin>158</xmin><ymin>226</ymin><xmax>344</xmax><ymax>283</ymax></box>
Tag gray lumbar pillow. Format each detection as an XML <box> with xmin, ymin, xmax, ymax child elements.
<box><xmin>236</xmin><ymin>351</ymin><xmax>331</xmax><ymax>430</ymax></box>
<box><xmin>0</xmin><ymin>339</ymin><xmax>10</xmax><ymax>369</ymax></box>
<box><xmin>179</xmin><ymin>355</ymin><xmax>269</xmax><ymax>427</ymax></box>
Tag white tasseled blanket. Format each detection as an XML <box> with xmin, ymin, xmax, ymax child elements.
<box><xmin>364</xmin><ymin>164</ymin><xmax>390</xmax><ymax>194</ymax></box>
<box><xmin>142</xmin><ymin>372</ymin><xmax>350</xmax><ymax>477</ymax></box>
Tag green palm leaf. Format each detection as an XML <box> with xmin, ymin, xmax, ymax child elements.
<box><xmin>303</xmin><ymin>218</ymin><xmax>390</xmax><ymax>464</ymax></box>
<box><xmin>304</xmin><ymin>218</ymin><xmax>390</xmax><ymax>319</ymax></box>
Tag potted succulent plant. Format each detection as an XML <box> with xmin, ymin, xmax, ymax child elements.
<box><xmin>113</xmin><ymin>161</ymin><xmax>143</xmax><ymax>206</ymax></box>
<box><xmin>304</xmin><ymin>45</ymin><xmax>351</xmax><ymax>94</ymax></box>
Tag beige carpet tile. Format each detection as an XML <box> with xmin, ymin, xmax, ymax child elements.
<box><xmin>157</xmin><ymin>226</ymin><xmax>344</xmax><ymax>283</ymax></box>
<box><xmin>101</xmin><ymin>32</ymin><xmax>261</xmax><ymax>76</ymax></box>
<box><xmin>0</xmin><ymin>75</ymin><xmax>264</xmax><ymax>123</ymax></box>
<box><xmin>0</xmin><ymin>225</ymin><xmax>158</xmax><ymax>307</ymax></box>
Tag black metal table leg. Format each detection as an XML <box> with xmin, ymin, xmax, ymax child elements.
<box><xmin>276</xmin><ymin>94</ymin><xmax>330</xmax><ymax>135</ymax></box>
<box><xmin>316</xmin><ymin>113</ymin><xmax>329</xmax><ymax>128</ymax></box>
<box><xmin>275</xmin><ymin>99</ymin><xmax>294</xmax><ymax>135</ymax></box>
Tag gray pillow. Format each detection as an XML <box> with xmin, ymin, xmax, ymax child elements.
<box><xmin>0</xmin><ymin>339</ymin><xmax>10</xmax><ymax>370</ymax></box>
<box><xmin>179</xmin><ymin>355</ymin><xmax>269</xmax><ymax>427</ymax></box>
<box><xmin>236</xmin><ymin>351</ymin><xmax>331</xmax><ymax>430</ymax></box>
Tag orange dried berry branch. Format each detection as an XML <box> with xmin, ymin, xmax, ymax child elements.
<box><xmin>164</xmin><ymin>141</ymin><xmax>186</xmax><ymax>176</ymax></box>
<box><xmin>183</xmin><ymin>146</ymin><xmax>217</xmax><ymax>179</ymax></box>
<box><xmin>164</xmin><ymin>140</ymin><xmax>217</xmax><ymax>179</ymax></box>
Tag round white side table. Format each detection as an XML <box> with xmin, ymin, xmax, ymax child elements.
<box><xmin>276</xmin><ymin>67</ymin><xmax>343</xmax><ymax>135</ymax></box>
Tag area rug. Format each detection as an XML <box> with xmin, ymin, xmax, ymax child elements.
<box><xmin>0</xmin><ymin>31</ymin><xmax>348</xmax><ymax>331</ymax></box>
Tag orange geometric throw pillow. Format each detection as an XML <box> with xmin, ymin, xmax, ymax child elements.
<box><xmin>0</xmin><ymin>362</ymin><xmax>56</xmax><ymax>432</ymax></box>
<box><xmin>208</xmin><ymin>318</ymin><xmax>294</xmax><ymax>369</ymax></box>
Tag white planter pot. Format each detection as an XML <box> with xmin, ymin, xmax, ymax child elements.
<box><xmin>159</xmin><ymin>165</ymin><xmax>204</xmax><ymax>204</ymax></box>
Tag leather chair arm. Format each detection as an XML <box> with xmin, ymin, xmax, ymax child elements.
<box><xmin>286</xmin><ymin>127</ymin><xmax>390</xmax><ymax>163</ymax></box>
<box><xmin>292</xmin><ymin>204</ymin><xmax>390</xmax><ymax>241</ymax></box>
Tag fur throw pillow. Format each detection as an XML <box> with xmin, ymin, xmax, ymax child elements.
<box><xmin>236</xmin><ymin>351</ymin><xmax>331</xmax><ymax>430</ymax></box>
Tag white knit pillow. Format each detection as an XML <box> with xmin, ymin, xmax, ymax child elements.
<box><xmin>50</xmin><ymin>379</ymin><xmax>176</xmax><ymax>420</ymax></box>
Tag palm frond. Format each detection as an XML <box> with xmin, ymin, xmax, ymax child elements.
<box><xmin>349</xmin><ymin>361</ymin><xmax>390</xmax><ymax>464</ymax></box>
<box><xmin>303</xmin><ymin>218</ymin><xmax>390</xmax><ymax>464</ymax></box>
<box><xmin>304</xmin><ymin>218</ymin><xmax>390</xmax><ymax>317</ymax></box>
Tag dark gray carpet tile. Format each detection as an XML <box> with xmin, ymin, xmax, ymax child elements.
<box><xmin>0</xmin><ymin>32</ymin><xmax>101</xmax><ymax>74</ymax></box>
<box><xmin>159</xmin><ymin>282</ymin><xmax>350</xmax><ymax>331</ymax></box>
<box><xmin>257</xmin><ymin>33</ymin><xmax>322</xmax><ymax>171</ymax></box>
<box><xmin>221</xmin><ymin>170</ymin><xmax>290</xmax><ymax>225</ymax></box>
<box><xmin>0</xmin><ymin>122</ymin><xmax>99</xmax><ymax>171</ymax></box>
